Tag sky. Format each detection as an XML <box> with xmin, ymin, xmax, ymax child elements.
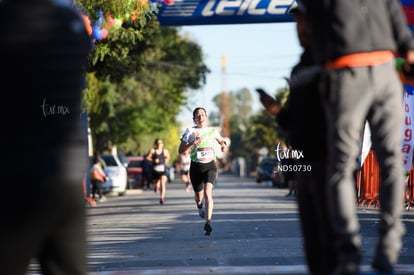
<box><xmin>177</xmin><ymin>22</ymin><xmax>302</xmax><ymax>123</ymax></box>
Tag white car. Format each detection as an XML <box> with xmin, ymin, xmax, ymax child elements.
<box><xmin>100</xmin><ymin>154</ymin><xmax>128</xmax><ymax>196</ymax></box>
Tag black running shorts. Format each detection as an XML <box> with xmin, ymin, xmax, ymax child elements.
<box><xmin>189</xmin><ymin>161</ymin><xmax>217</xmax><ymax>192</ymax></box>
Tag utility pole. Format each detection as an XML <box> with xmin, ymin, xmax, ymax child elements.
<box><xmin>220</xmin><ymin>55</ymin><xmax>231</xmax><ymax>172</ymax></box>
<box><xmin>221</xmin><ymin>55</ymin><xmax>230</xmax><ymax>138</ymax></box>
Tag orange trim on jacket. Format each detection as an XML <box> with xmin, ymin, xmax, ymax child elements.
<box><xmin>325</xmin><ymin>51</ymin><xmax>394</xmax><ymax>69</ymax></box>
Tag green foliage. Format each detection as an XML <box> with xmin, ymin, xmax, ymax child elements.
<box><xmin>243</xmin><ymin>110</ymin><xmax>282</xmax><ymax>155</ymax></box>
<box><xmin>76</xmin><ymin>1</ymin><xmax>209</xmax><ymax>155</ymax></box>
<box><xmin>76</xmin><ymin>0</ymin><xmax>293</xmax><ymax>170</ymax></box>
<box><xmin>212</xmin><ymin>87</ymin><xmax>286</xmax><ymax>157</ymax></box>
<box><xmin>75</xmin><ymin>0</ymin><xmax>152</xmax><ymax>22</ymax></box>
<box><xmin>211</xmin><ymin>86</ymin><xmax>292</xmax><ymax>173</ymax></box>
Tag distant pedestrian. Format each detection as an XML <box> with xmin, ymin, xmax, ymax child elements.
<box><xmin>146</xmin><ymin>138</ymin><xmax>170</xmax><ymax>204</ymax></box>
<box><xmin>178</xmin><ymin>107</ymin><xmax>228</xmax><ymax>236</ymax></box>
<box><xmin>90</xmin><ymin>155</ymin><xmax>108</xmax><ymax>202</ymax></box>
<box><xmin>282</xmin><ymin>145</ymin><xmax>297</xmax><ymax>197</ymax></box>
<box><xmin>141</xmin><ymin>154</ymin><xmax>153</xmax><ymax>191</ymax></box>
<box><xmin>179</xmin><ymin>149</ymin><xmax>192</xmax><ymax>192</ymax></box>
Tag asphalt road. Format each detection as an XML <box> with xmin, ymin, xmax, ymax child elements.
<box><xmin>28</xmin><ymin>173</ymin><xmax>414</xmax><ymax>274</ymax></box>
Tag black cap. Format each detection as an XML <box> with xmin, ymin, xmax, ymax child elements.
<box><xmin>288</xmin><ymin>0</ymin><xmax>305</xmax><ymax>14</ymax></box>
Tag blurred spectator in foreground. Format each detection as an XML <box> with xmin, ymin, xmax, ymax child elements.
<box><xmin>0</xmin><ymin>0</ymin><xmax>91</xmax><ymax>274</ymax></box>
<box><xmin>303</xmin><ymin>0</ymin><xmax>414</xmax><ymax>274</ymax></box>
<box><xmin>258</xmin><ymin>1</ymin><xmax>336</xmax><ymax>274</ymax></box>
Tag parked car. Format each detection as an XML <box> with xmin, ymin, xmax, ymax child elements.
<box><xmin>126</xmin><ymin>156</ymin><xmax>144</xmax><ymax>189</ymax></box>
<box><xmin>100</xmin><ymin>154</ymin><xmax>128</xmax><ymax>196</ymax></box>
<box><xmin>256</xmin><ymin>157</ymin><xmax>284</xmax><ymax>187</ymax></box>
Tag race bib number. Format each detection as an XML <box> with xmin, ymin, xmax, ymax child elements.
<box><xmin>196</xmin><ymin>147</ymin><xmax>214</xmax><ymax>163</ymax></box>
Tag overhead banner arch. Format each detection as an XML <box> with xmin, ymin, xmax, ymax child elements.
<box><xmin>156</xmin><ymin>0</ymin><xmax>297</xmax><ymax>26</ymax></box>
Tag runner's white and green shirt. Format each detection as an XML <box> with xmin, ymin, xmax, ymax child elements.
<box><xmin>180</xmin><ymin>126</ymin><xmax>222</xmax><ymax>163</ymax></box>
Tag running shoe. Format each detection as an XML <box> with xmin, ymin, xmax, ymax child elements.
<box><xmin>185</xmin><ymin>183</ymin><xmax>192</xmax><ymax>192</ymax></box>
<box><xmin>204</xmin><ymin>223</ymin><xmax>212</xmax><ymax>236</ymax></box>
<box><xmin>198</xmin><ymin>207</ymin><xmax>205</xmax><ymax>218</ymax></box>
<box><xmin>197</xmin><ymin>202</ymin><xmax>205</xmax><ymax>218</ymax></box>
<box><xmin>98</xmin><ymin>196</ymin><xmax>107</xmax><ymax>202</ymax></box>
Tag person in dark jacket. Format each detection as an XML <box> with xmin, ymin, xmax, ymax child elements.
<box><xmin>259</xmin><ymin>2</ymin><xmax>336</xmax><ymax>274</ymax></box>
<box><xmin>141</xmin><ymin>155</ymin><xmax>153</xmax><ymax>190</ymax></box>
<box><xmin>302</xmin><ymin>0</ymin><xmax>414</xmax><ymax>274</ymax></box>
<box><xmin>0</xmin><ymin>0</ymin><xmax>91</xmax><ymax>274</ymax></box>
